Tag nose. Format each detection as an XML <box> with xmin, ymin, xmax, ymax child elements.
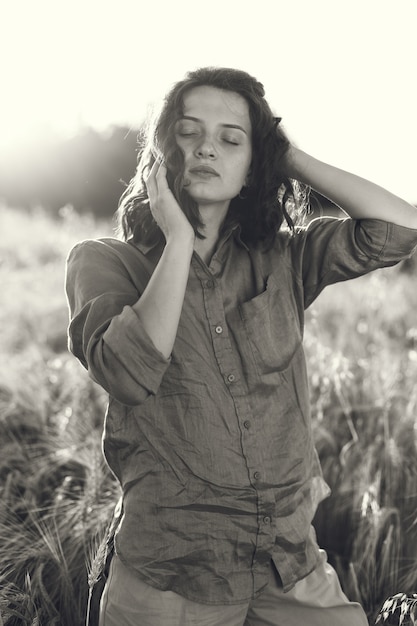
<box><xmin>194</xmin><ymin>135</ymin><xmax>217</xmax><ymax>159</ymax></box>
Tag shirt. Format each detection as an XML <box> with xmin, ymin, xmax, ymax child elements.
<box><xmin>65</xmin><ymin>216</ymin><xmax>417</xmax><ymax>605</ymax></box>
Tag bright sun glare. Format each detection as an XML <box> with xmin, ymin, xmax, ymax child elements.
<box><xmin>1</xmin><ymin>0</ymin><xmax>417</xmax><ymax>203</ymax></box>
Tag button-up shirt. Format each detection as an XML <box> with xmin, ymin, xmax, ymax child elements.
<box><xmin>65</xmin><ymin>217</ymin><xmax>417</xmax><ymax>604</ymax></box>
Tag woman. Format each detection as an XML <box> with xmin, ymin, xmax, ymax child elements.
<box><xmin>66</xmin><ymin>67</ymin><xmax>417</xmax><ymax>626</ymax></box>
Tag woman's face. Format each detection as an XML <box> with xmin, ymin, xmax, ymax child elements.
<box><xmin>175</xmin><ymin>86</ymin><xmax>252</xmax><ymax>208</ymax></box>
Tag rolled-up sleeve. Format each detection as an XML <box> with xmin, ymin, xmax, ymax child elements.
<box><xmin>290</xmin><ymin>218</ymin><xmax>417</xmax><ymax>308</ymax></box>
<box><xmin>354</xmin><ymin>219</ymin><xmax>417</xmax><ymax>262</ymax></box>
<box><xmin>65</xmin><ymin>240</ymin><xmax>170</xmax><ymax>406</ymax></box>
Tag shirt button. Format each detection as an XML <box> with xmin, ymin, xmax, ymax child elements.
<box><xmin>254</xmin><ymin>471</ymin><xmax>261</xmax><ymax>480</ymax></box>
<box><xmin>215</xmin><ymin>325</ymin><xmax>223</xmax><ymax>334</ymax></box>
<box><xmin>227</xmin><ymin>374</ymin><xmax>235</xmax><ymax>383</ymax></box>
<box><xmin>243</xmin><ymin>420</ymin><xmax>251</xmax><ymax>429</ymax></box>
<box><xmin>263</xmin><ymin>516</ymin><xmax>271</xmax><ymax>524</ymax></box>
<box><xmin>205</xmin><ymin>279</ymin><xmax>214</xmax><ymax>289</ymax></box>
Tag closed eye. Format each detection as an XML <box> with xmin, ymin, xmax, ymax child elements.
<box><xmin>222</xmin><ymin>135</ymin><xmax>241</xmax><ymax>145</ymax></box>
<box><xmin>178</xmin><ymin>131</ymin><xmax>199</xmax><ymax>137</ymax></box>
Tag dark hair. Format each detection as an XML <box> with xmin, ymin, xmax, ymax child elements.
<box><xmin>116</xmin><ymin>66</ymin><xmax>308</xmax><ymax>248</ymax></box>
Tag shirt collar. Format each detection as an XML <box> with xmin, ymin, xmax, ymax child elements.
<box><xmin>129</xmin><ymin>221</ymin><xmax>249</xmax><ymax>257</ymax></box>
<box><xmin>230</xmin><ymin>222</ymin><xmax>250</xmax><ymax>251</ymax></box>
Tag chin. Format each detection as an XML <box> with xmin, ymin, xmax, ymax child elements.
<box><xmin>187</xmin><ymin>188</ymin><xmax>234</xmax><ymax>206</ymax></box>
<box><xmin>188</xmin><ymin>191</ymin><xmax>223</xmax><ymax>204</ymax></box>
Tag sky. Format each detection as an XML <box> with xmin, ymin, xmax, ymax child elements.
<box><xmin>2</xmin><ymin>0</ymin><xmax>417</xmax><ymax>202</ymax></box>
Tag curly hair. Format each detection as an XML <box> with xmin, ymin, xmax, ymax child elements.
<box><xmin>116</xmin><ymin>67</ymin><xmax>309</xmax><ymax>248</ymax></box>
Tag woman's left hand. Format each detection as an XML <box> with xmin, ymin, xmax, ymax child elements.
<box><xmin>280</xmin><ymin>145</ymin><xmax>310</xmax><ymax>181</ymax></box>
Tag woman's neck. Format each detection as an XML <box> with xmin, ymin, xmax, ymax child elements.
<box><xmin>193</xmin><ymin>202</ymin><xmax>230</xmax><ymax>265</ymax></box>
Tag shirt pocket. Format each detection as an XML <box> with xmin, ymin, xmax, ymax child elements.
<box><xmin>239</xmin><ymin>273</ymin><xmax>302</xmax><ymax>375</ymax></box>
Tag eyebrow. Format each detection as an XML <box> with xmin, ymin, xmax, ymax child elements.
<box><xmin>179</xmin><ymin>116</ymin><xmax>248</xmax><ymax>135</ymax></box>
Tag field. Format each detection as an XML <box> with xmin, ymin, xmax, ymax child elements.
<box><xmin>0</xmin><ymin>205</ymin><xmax>416</xmax><ymax>625</ymax></box>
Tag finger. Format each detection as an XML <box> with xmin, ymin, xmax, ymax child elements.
<box><xmin>145</xmin><ymin>159</ymin><xmax>161</xmax><ymax>197</ymax></box>
<box><xmin>155</xmin><ymin>161</ymin><xmax>170</xmax><ymax>190</ymax></box>
<box><xmin>146</xmin><ymin>158</ymin><xmax>162</xmax><ymax>182</ymax></box>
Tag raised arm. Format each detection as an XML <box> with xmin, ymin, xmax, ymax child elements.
<box><xmin>282</xmin><ymin>146</ymin><xmax>417</xmax><ymax>229</ymax></box>
<box><xmin>133</xmin><ymin>160</ymin><xmax>195</xmax><ymax>358</ymax></box>
<box><xmin>66</xmin><ymin>161</ymin><xmax>194</xmax><ymax>406</ymax></box>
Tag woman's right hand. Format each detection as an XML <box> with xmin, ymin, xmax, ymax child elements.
<box><xmin>145</xmin><ymin>159</ymin><xmax>195</xmax><ymax>244</ymax></box>
<box><xmin>135</xmin><ymin>158</ymin><xmax>195</xmax><ymax>359</ymax></box>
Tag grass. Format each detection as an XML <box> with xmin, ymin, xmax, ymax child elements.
<box><xmin>0</xmin><ymin>205</ymin><xmax>119</xmax><ymax>625</ymax></box>
<box><xmin>305</xmin><ymin>268</ymin><xmax>417</xmax><ymax>623</ymax></box>
<box><xmin>0</xmin><ymin>205</ymin><xmax>416</xmax><ymax>625</ymax></box>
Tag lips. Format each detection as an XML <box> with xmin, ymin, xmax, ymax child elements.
<box><xmin>189</xmin><ymin>165</ymin><xmax>220</xmax><ymax>177</ymax></box>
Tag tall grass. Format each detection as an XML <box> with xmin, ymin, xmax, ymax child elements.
<box><xmin>306</xmin><ymin>269</ymin><xmax>417</xmax><ymax>623</ymax></box>
<box><xmin>0</xmin><ymin>206</ymin><xmax>120</xmax><ymax>625</ymax></box>
<box><xmin>0</xmin><ymin>205</ymin><xmax>416</xmax><ymax>625</ymax></box>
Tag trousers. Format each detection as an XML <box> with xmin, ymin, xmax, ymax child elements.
<box><xmin>99</xmin><ymin>550</ymin><xmax>369</xmax><ymax>626</ymax></box>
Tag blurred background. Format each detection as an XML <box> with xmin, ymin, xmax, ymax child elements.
<box><xmin>1</xmin><ymin>1</ymin><xmax>416</xmax><ymax>625</ymax></box>
<box><xmin>1</xmin><ymin>0</ymin><xmax>416</xmax><ymax>217</ymax></box>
